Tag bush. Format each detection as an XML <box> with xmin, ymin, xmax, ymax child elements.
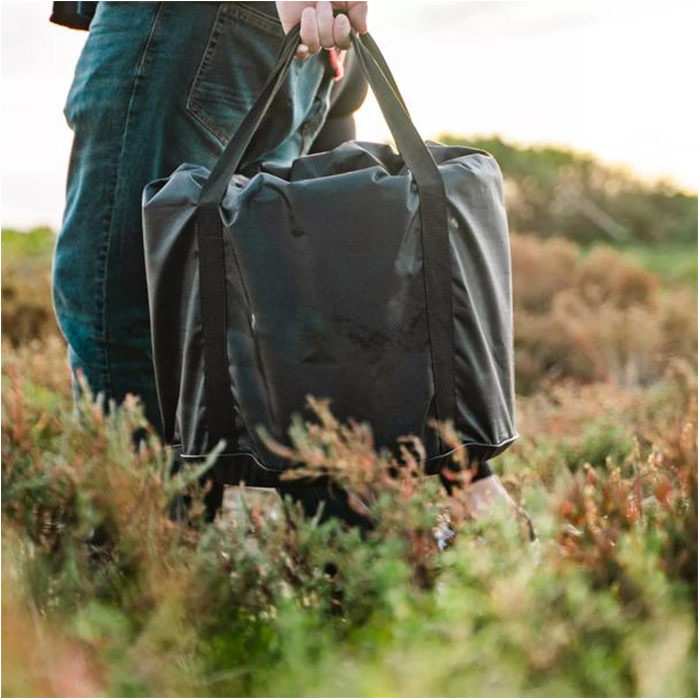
<box><xmin>2</xmin><ymin>337</ymin><xmax>697</xmax><ymax>696</ymax></box>
<box><xmin>4</xmin><ymin>227</ymin><xmax>695</xmax><ymax>396</ymax></box>
<box><xmin>511</xmin><ymin>235</ymin><xmax>697</xmax><ymax>393</ymax></box>
<box><xmin>439</xmin><ymin>134</ymin><xmax>699</xmax><ymax>247</ymax></box>
<box><xmin>1</xmin><ymin>227</ymin><xmax>58</xmax><ymax>345</ymax></box>
<box><xmin>1</xmin><ymin>190</ymin><xmax>696</xmax><ymax>695</ymax></box>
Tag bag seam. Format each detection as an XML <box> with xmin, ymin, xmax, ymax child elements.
<box><xmin>175</xmin><ymin>435</ymin><xmax>521</xmax><ymax>472</ymax></box>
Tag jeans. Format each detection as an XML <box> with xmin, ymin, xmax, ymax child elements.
<box><xmin>53</xmin><ymin>1</ymin><xmax>353</xmax><ymax>520</ymax></box>
<box><xmin>54</xmin><ymin>1</ymin><xmax>332</xmax><ymax>431</ymax></box>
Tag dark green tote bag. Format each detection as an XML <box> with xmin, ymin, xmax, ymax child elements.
<box><xmin>143</xmin><ymin>27</ymin><xmax>517</xmax><ymax>485</ymax></box>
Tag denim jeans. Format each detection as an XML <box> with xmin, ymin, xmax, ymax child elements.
<box><xmin>53</xmin><ymin>1</ymin><xmax>333</xmax><ymax>433</ymax></box>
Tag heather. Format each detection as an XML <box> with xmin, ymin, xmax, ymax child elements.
<box><xmin>2</xmin><ymin>145</ymin><xmax>697</xmax><ymax>696</ymax></box>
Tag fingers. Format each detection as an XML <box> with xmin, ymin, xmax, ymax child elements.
<box><xmin>299</xmin><ymin>5</ymin><xmax>320</xmax><ymax>55</ymax></box>
<box><xmin>347</xmin><ymin>2</ymin><xmax>368</xmax><ymax>34</ymax></box>
<box><xmin>316</xmin><ymin>1</ymin><xmax>335</xmax><ymax>49</ymax></box>
<box><xmin>333</xmin><ymin>13</ymin><xmax>352</xmax><ymax>50</ymax></box>
<box><xmin>297</xmin><ymin>2</ymin><xmax>367</xmax><ymax>60</ymax></box>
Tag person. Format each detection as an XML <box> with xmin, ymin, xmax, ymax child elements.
<box><xmin>51</xmin><ymin>1</ymin><xmax>376</xmax><ymax>523</ymax></box>
<box><xmin>52</xmin><ymin>1</ymin><xmax>517</xmax><ymax>528</ymax></box>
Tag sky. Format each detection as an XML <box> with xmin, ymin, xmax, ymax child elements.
<box><xmin>1</xmin><ymin>1</ymin><xmax>698</xmax><ymax>230</ymax></box>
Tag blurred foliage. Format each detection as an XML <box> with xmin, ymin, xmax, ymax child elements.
<box><xmin>2</xmin><ymin>335</ymin><xmax>697</xmax><ymax>697</ymax></box>
<box><xmin>511</xmin><ymin>234</ymin><xmax>697</xmax><ymax>393</ymax></box>
<box><xmin>618</xmin><ymin>243</ymin><xmax>698</xmax><ymax>290</ymax></box>
<box><xmin>2</xmin><ymin>227</ymin><xmax>58</xmax><ymax>345</ymax></box>
<box><xmin>2</xmin><ymin>226</ymin><xmax>56</xmax><ymax>261</ymax></box>
<box><xmin>1</xmin><ymin>138</ymin><xmax>697</xmax><ymax>695</ymax></box>
<box><xmin>440</xmin><ymin>134</ymin><xmax>698</xmax><ymax>247</ymax></box>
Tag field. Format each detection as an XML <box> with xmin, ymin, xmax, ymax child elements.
<box><xmin>1</xmin><ymin>144</ymin><xmax>698</xmax><ymax>697</ymax></box>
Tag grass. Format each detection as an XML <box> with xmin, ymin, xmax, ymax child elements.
<box><xmin>618</xmin><ymin>243</ymin><xmax>699</xmax><ymax>290</ymax></box>
<box><xmin>1</xmin><ymin>227</ymin><xmax>697</xmax><ymax>697</ymax></box>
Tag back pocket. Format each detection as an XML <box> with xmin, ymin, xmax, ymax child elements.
<box><xmin>186</xmin><ymin>3</ymin><xmax>287</xmax><ymax>146</ymax></box>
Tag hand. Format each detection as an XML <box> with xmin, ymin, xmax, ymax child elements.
<box><xmin>275</xmin><ymin>1</ymin><xmax>369</xmax><ymax>60</ymax></box>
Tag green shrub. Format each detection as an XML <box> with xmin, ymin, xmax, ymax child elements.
<box><xmin>439</xmin><ymin>134</ymin><xmax>698</xmax><ymax>247</ymax></box>
<box><xmin>2</xmin><ymin>339</ymin><xmax>697</xmax><ymax>697</ymax></box>
<box><xmin>512</xmin><ymin>235</ymin><xmax>697</xmax><ymax>393</ymax></box>
<box><xmin>1</xmin><ymin>173</ymin><xmax>697</xmax><ymax>695</ymax></box>
<box><xmin>1</xmin><ymin>227</ymin><xmax>58</xmax><ymax>345</ymax></box>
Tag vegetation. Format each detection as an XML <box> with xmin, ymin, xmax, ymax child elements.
<box><xmin>441</xmin><ymin>134</ymin><xmax>698</xmax><ymax>248</ymax></box>
<box><xmin>1</xmin><ymin>141</ymin><xmax>697</xmax><ymax>696</ymax></box>
<box><xmin>510</xmin><ymin>233</ymin><xmax>696</xmax><ymax>393</ymax></box>
<box><xmin>2</xmin><ymin>227</ymin><xmax>57</xmax><ymax>346</ymax></box>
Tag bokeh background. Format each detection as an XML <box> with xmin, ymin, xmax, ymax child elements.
<box><xmin>1</xmin><ymin>3</ymin><xmax>698</xmax><ymax>697</ymax></box>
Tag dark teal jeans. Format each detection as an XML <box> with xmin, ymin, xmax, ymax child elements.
<box><xmin>54</xmin><ymin>2</ymin><xmax>332</xmax><ymax>433</ymax></box>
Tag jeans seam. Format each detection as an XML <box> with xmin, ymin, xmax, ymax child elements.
<box><xmin>186</xmin><ymin>4</ymin><xmax>224</xmax><ymax>110</ymax></box>
<box><xmin>222</xmin><ymin>4</ymin><xmax>284</xmax><ymax>35</ymax></box>
<box><xmin>100</xmin><ymin>1</ymin><xmax>166</xmax><ymax>394</ymax></box>
<box><xmin>185</xmin><ymin>4</ymin><xmax>229</xmax><ymax>144</ymax></box>
<box><xmin>301</xmin><ymin>79</ymin><xmax>332</xmax><ymax>151</ymax></box>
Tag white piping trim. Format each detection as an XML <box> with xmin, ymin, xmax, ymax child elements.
<box><xmin>176</xmin><ymin>434</ymin><xmax>519</xmax><ymax>472</ymax></box>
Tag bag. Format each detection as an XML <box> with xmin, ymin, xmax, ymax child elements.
<box><xmin>143</xmin><ymin>27</ymin><xmax>517</xmax><ymax>485</ymax></box>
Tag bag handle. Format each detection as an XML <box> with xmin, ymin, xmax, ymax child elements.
<box><xmin>201</xmin><ymin>27</ymin><xmax>419</xmax><ymax>208</ymax></box>
<box><xmin>355</xmin><ymin>32</ymin><xmax>408</xmax><ymax>113</ymax></box>
<box><xmin>351</xmin><ymin>33</ymin><xmax>456</xmax><ymax>432</ymax></box>
<box><xmin>199</xmin><ymin>25</ymin><xmax>301</xmax><ymax>205</ymax></box>
<box><xmin>198</xmin><ymin>25</ymin><xmax>457</xmax><ymax>434</ymax></box>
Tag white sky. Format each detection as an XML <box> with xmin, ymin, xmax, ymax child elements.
<box><xmin>1</xmin><ymin>1</ymin><xmax>698</xmax><ymax>230</ymax></box>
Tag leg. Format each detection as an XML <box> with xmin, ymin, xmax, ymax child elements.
<box><xmin>439</xmin><ymin>461</ymin><xmax>493</xmax><ymax>494</ymax></box>
<box><xmin>53</xmin><ymin>3</ymin><xmax>333</xmax><ymax>518</ymax></box>
<box><xmin>277</xmin><ymin>477</ymin><xmax>374</xmax><ymax>532</ymax></box>
<box><xmin>54</xmin><ymin>2</ymin><xmax>331</xmax><ymax>426</ymax></box>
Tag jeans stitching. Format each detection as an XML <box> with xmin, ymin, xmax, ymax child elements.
<box><xmin>186</xmin><ymin>4</ymin><xmax>224</xmax><ymax>111</ymax></box>
<box><xmin>301</xmin><ymin>78</ymin><xmax>333</xmax><ymax>151</ymax></box>
<box><xmin>185</xmin><ymin>6</ymin><xmax>233</xmax><ymax>145</ymax></box>
<box><xmin>221</xmin><ymin>4</ymin><xmax>284</xmax><ymax>36</ymax></box>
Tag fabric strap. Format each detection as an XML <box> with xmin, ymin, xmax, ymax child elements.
<box><xmin>197</xmin><ymin>25</ymin><xmax>457</xmax><ymax>451</ymax></box>
<box><xmin>196</xmin><ymin>205</ymin><xmax>238</xmax><ymax>449</ymax></box>
<box><xmin>351</xmin><ymin>34</ymin><xmax>456</xmax><ymax>439</ymax></box>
